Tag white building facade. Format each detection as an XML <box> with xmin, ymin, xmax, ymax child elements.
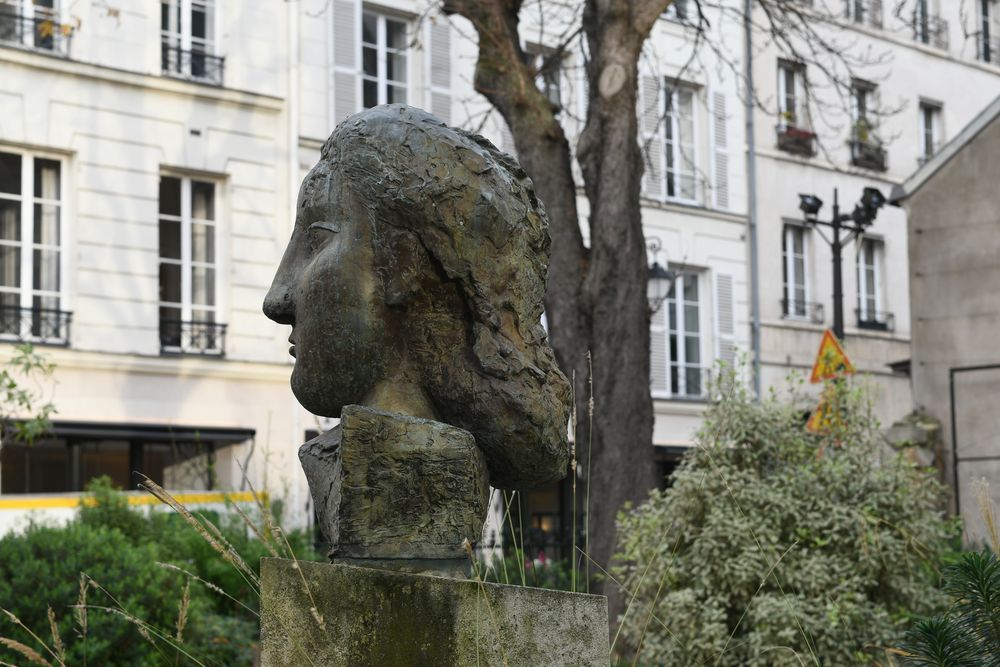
<box><xmin>1</xmin><ymin>0</ymin><xmax>998</xmax><ymax>543</ymax></box>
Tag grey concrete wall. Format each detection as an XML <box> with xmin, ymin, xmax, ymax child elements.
<box><xmin>907</xmin><ymin>114</ymin><xmax>1000</xmax><ymax>541</ymax></box>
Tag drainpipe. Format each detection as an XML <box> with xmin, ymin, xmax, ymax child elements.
<box><xmin>744</xmin><ymin>0</ymin><xmax>762</xmax><ymax>398</ymax></box>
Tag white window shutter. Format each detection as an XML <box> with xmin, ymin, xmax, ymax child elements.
<box><xmin>711</xmin><ymin>91</ymin><xmax>730</xmax><ymax>210</ymax></box>
<box><xmin>641</xmin><ymin>75</ymin><xmax>663</xmax><ymax>199</ymax></box>
<box><xmin>649</xmin><ymin>286</ymin><xmax>669</xmax><ymax>394</ymax></box>
<box><xmin>426</xmin><ymin>16</ymin><xmax>452</xmax><ymax>124</ymax></box>
<box><xmin>715</xmin><ymin>272</ymin><xmax>736</xmax><ymax>365</ymax></box>
<box><xmin>332</xmin><ymin>0</ymin><xmax>361</xmax><ymax>123</ymax></box>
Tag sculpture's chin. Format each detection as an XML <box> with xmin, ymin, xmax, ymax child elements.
<box><xmin>290</xmin><ymin>368</ymin><xmax>348</xmax><ymax>419</ymax></box>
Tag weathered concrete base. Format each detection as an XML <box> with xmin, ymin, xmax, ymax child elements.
<box><xmin>260</xmin><ymin>558</ymin><xmax>609</xmax><ymax>666</ymax></box>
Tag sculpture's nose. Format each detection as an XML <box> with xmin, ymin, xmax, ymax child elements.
<box><xmin>263</xmin><ymin>276</ymin><xmax>295</xmax><ymax>325</ymax></box>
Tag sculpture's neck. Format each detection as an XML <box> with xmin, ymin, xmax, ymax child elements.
<box><xmin>362</xmin><ymin>377</ymin><xmax>438</xmax><ymax>422</ymax></box>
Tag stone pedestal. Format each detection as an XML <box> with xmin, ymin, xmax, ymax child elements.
<box><xmin>260</xmin><ymin>558</ymin><xmax>609</xmax><ymax>666</ymax></box>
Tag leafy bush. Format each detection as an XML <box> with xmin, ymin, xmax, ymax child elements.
<box><xmin>614</xmin><ymin>374</ymin><xmax>957</xmax><ymax>665</ymax></box>
<box><xmin>0</xmin><ymin>477</ymin><xmax>317</xmax><ymax>665</ymax></box>
<box><xmin>900</xmin><ymin>550</ymin><xmax>1000</xmax><ymax>665</ymax></box>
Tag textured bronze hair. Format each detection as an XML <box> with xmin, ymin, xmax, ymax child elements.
<box><xmin>318</xmin><ymin>105</ymin><xmax>570</xmax><ymax>489</ymax></box>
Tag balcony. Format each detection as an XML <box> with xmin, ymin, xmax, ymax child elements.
<box><xmin>856</xmin><ymin>308</ymin><xmax>894</xmax><ymax>332</ymax></box>
<box><xmin>668</xmin><ymin>365</ymin><xmax>711</xmax><ymax>400</ymax></box>
<box><xmin>0</xmin><ymin>305</ymin><xmax>72</xmax><ymax>345</ymax></box>
<box><xmin>160</xmin><ymin>319</ymin><xmax>226</xmax><ymax>356</ymax></box>
<box><xmin>161</xmin><ymin>45</ymin><xmax>225</xmax><ymax>86</ymax></box>
<box><xmin>0</xmin><ymin>7</ymin><xmax>73</xmax><ymax>55</ymax></box>
<box><xmin>849</xmin><ymin>123</ymin><xmax>887</xmax><ymax>171</ymax></box>
<box><xmin>913</xmin><ymin>15</ymin><xmax>948</xmax><ymax>50</ymax></box>
<box><xmin>782</xmin><ymin>299</ymin><xmax>824</xmax><ymax>325</ymax></box>
<box><xmin>776</xmin><ymin>124</ymin><xmax>817</xmax><ymax>157</ymax></box>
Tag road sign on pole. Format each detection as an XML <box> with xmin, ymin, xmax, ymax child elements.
<box><xmin>809</xmin><ymin>329</ymin><xmax>855</xmax><ymax>384</ymax></box>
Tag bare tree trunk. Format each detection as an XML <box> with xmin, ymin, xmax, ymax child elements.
<box><xmin>444</xmin><ymin>0</ymin><xmax>665</xmax><ymax>633</ymax></box>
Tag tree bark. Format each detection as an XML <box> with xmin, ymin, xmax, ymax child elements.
<box><xmin>444</xmin><ymin>0</ymin><xmax>666</xmax><ymax>631</ymax></box>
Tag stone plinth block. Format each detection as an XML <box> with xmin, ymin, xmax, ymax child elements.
<box><xmin>260</xmin><ymin>558</ymin><xmax>609</xmax><ymax>666</ymax></box>
<box><xmin>300</xmin><ymin>405</ymin><xmax>489</xmax><ymax>560</ymax></box>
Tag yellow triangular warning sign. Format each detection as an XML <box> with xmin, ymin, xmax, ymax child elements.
<box><xmin>806</xmin><ymin>397</ymin><xmax>834</xmax><ymax>434</ymax></box>
<box><xmin>809</xmin><ymin>329</ymin><xmax>855</xmax><ymax>384</ymax></box>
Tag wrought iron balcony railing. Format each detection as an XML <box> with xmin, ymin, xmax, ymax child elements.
<box><xmin>856</xmin><ymin>308</ymin><xmax>894</xmax><ymax>332</ymax></box>
<box><xmin>846</xmin><ymin>0</ymin><xmax>883</xmax><ymax>29</ymax></box>
<box><xmin>977</xmin><ymin>34</ymin><xmax>1000</xmax><ymax>65</ymax></box>
<box><xmin>0</xmin><ymin>305</ymin><xmax>72</xmax><ymax>345</ymax></box>
<box><xmin>161</xmin><ymin>44</ymin><xmax>225</xmax><ymax>86</ymax></box>
<box><xmin>849</xmin><ymin>138</ymin><xmax>887</xmax><ymax>171</ymax></box>
<box><xmin>776</xmin><ymin>124</ymin><xmax>817</xmax><ymax>157</ymax></box>
<box><xmin>782</xmin><ymin>298</ymin><xmax>825</xmax><ymax>325</ymax></box>
<box><xmin>160</xmin><ymin>319</ymin><xmax>227</xmax><ymax>356</ymax></box>
<box><xmin>0</xmin><ymin>7</ymin><xmax>73</xmax><ymax>54</ymax></box>
<box><xmin>913</xmin><ymin>15</ymin><xmax>948</xmax><ymax>50</ymax></box>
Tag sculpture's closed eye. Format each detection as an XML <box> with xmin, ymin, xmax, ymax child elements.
<box><xmin>309</xmin><ymin>221</ymin><xmax>341</xmax><ymax>234</ymax></box>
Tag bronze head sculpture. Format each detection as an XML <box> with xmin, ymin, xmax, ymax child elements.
<box><xmin>264</xmin><ymin>105</ymin><xmax>571</xmax><ymax>494</ymax></box>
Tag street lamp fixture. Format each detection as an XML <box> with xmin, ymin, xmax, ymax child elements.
<box><xmin>797</xmin><ymin>186</ymin><xmax>886</xmax><ymax>340</ymax></box>
<box><xmin>646</xmin><ymin>237</ymin><xmax>677</xmax><ymax>315</ymax></box>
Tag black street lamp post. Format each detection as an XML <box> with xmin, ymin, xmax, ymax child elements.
<box><xmin>798</xmin><ymin>187</ymin><xmax>887</xmax><ymax>340</ymax></box>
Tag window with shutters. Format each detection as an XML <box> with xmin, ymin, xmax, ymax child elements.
<box><xmin>664</xmin><ymin>87</ymin><xmax>697</xmax><ymax>202</ymax></box>
<box><xmin>919</xmin><ymin>102</ymin><xmax>941</xmax><ymax>165</ymax></box>
<box><xmin>161</xmin><ymin>0</ymin><xmax>224</xmax><ymax>86</ymax></box>
<box><xmin>158</xmin><ymin>175</ymin><xmax>225</xmax><ymax>355</ymax></box>
<box><xmin>849</xmin><ymin>80</ymin><xmax>887</xmax><ymax>171</ymax></box>
<box><xmin>650</xmin><ymin>271</ymin><xmax>705</xmax><ymax>399</ymax></box>
<box><xmin>0</xmin><ymin>150</ymin><xmax>70</xmax><ymax>344</ymax></box>
<box><xmin>775</xmin><ymin>61</ymin><xmax>816</xmax><ymax>157</ymax></box>
<box><xmin>362</xmin><ymin>11</ymin><xmax>408</xmax><ymax>108</ymax></box>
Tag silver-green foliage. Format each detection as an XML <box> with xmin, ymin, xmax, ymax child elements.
<box><xmin>614</xmin><ymin>372</ymin><xmax>956</xmax><ymax>665</ymax></box>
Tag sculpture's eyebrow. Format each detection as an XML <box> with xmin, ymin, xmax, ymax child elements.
<box><xmin>308</xmin><ymin>221</ymin><xmax>341</xmax><ymax>234</ymax></box>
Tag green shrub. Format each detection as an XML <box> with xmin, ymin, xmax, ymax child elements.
<box><xmin>614</xmin><ymin>373</ymin><xmax>957</xmax><ymax>665</ymax></box>
<box><xmin>0</xmin><ymin>478</ymin><xmax>316</xmax><ymax>665</ymax></box>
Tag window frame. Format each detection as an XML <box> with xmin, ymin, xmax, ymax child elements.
<box><xmin>663</xmin><ymin>84</ymin><xmax>698</xmax><ymax>204</ymax></box>
<box><xmin>777</xmin><ymin>60</ymin><xmax>806</xmax><ymax>129</ymax></box>
<box><xmin>158</xmin><ymin>174</ymin><xmax>222</xmax><ymax>355</ymax></box>
<box><xmin>919</xmin><ymin>102</ymin><xmax>941</xmax><ymax>164</ymax></box>
<box><xmin>782</xmin><ymin>224</ymin><xmax>811</xmax><ymax>320</ymax></box>
<box><xmin>856</xmin><ymin>237</ymin><xmax>883</xmax><ymax>322</ymax></box>
<box><xmin>0</xmin><ymin>148</ymin><xmax>70</xmax><ymax>344</ymax></box>
<box><xmin>160</xmin><ymin>0</ymin><xmax>222</xmax><ymax>83</ymax></box>
<box><xmin>361</xmin><ymin>10</ymin><xmax>410</xmax><ymax>109</ymax></box>
<box><xmin>663</xmin><ymin>270</ymin><xmax>705</xmax><ymax>400</ymax></box>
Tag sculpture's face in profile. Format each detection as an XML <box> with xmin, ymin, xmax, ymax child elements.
<box><xmin>263</xmin><ymin>165</ymin><xmax>387</xmax><ymax>418</ymax></box>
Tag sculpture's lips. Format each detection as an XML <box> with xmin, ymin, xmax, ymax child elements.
<box><xmin>289</xmin><ymin>345</ymin><xmax>296</xmax><ymax>358</ymax></box>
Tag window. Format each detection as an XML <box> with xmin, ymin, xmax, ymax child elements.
<box><xmin>362</xmin><ymin>11</ymin><xmax>408</xmax><ymax>108</ymax></box>
<box><xmin>782</xmin><ymin>225</ymin><xmax>810</xmax><ymax>319</ymax></box>
<box><xmin>528</xmin><ymin>47</ymin><xmax>562</xmax><ymax>111</ymax></box>
<box><xmin>0</xmin><ymin>0</ymin><xmax>70</xmax><ymax>53</ymax></box>
<box><xmin>650</xmin><ymin>270</ymin><xmax>705</xmax><ymax>399</ymax></box>
<box><xmin>0</xmin><ymin>423</ymin><xmax>253</xmax><ymax>494</ymax></box>
<box><xmin>158</xmin><ymin>175</ymin><xmax>224</xmax><ymax>355</ymax></box>
<box><xmin>663</xmin><ymin>0</ymin><xmax>689</xmax><ymax>21</ymax></box>
<box><xmin>850</xmin><ymin>80</ymin><xmax>887</xmax><ymax>170</ymax></box>
<box><xmin>665</xmin><ymin>86</ymin><xmax>696</xmax><ymax>201</ymax></box>
<box><xmin>919</xmin><ymin>102</ymin><xmax>941</xmax><ymax>164</ymax></box>
<box><xmin>0</xmin><ymin>150</ymin><xmax>69</xmax><ymax>344</ymax></box>
<box><xmin>161</xmin><ymin>0</ymin><xmax>223</xmax><ymax>85</ymax></box>
<box><xmin>777</xmin><ymin>62</ymin><xmax>803</xmax><ymax>128</ymax></box>
<box><xmin>845</xmin><ymin>0</ymin><xmax>881</xmax><ymax>28</ymax></box>
<box><xmin>666</xmin><ymin>272</ymin><xmax>702</xmax><ymax>398</ymax></box>
<box><xmin>856</xmin><ymin>238</ymin><xmax>890</xmax><ymax>329</ymax></box>
<box><xmin>979</xmin><ymin>0</ymin><xmax>998</xmax><ymax>62</ymax></box>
